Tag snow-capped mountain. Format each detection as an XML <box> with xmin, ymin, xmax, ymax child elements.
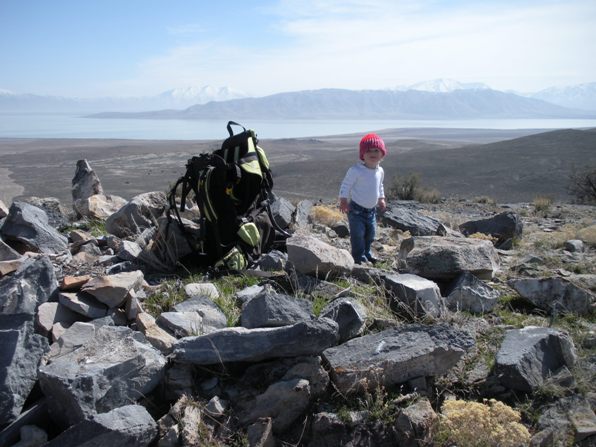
<box><xmin>160</xmin><ymin>85</ymin><xmax>246</xmax><ymax>104</ymax></box>
<box><xmin>529</xmin><ymin>82</ymin><xmax>596</xmax><ymax>112</ymax></box>
<box><xmin>404</xmin><ymin>79</ymin><xmax>491</xmax><ymax>93</ymax></box>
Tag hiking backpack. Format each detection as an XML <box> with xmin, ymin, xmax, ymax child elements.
<box><xmin>167</xmin><ymin>121</ymin><xmax>288</xmax><ymax>270</ymax></box>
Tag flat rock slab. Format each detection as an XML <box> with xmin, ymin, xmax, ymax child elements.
<box><xmin>240</xmin><ymin>291</ymin><xmax>313</xmax><ymax>328</ymax></box>
<box><xmin>322</xmin><ymin>324</ymin><xmax>475</xmax><ymax>394</ymax></box>
<box><xmin>508</xmin><ymin>277</ymin><xmax>595</xmax><ymax>316</ymax></box>
<box><xmin>81</xmin><ymin>270</ymin><xmax>144</xmax><ymax>308</ymax></box>
<box><xmin>286</xmin><ymin>235</ymin><xmax>353</xmax><ymax>277</ymax></box>
<box><xmin>173</xmin><ymin>318</ymin><xmax>339</xmax><ymax>365</ymax></box>
<box><xmin>38</xmin><ymin>325</ymin><xmax>166</xmax><ymax>427</ymax></box>
<box><xmin>381</xmin><ymin>206</ymin><xmax>446</xmax><ymax>236</ymax></box>
<box><xmin>405</xmin><ymin>236</ymin><xmax>499</xmax><ymax>281</ymax></box>
<box><xmin>45</xmin><ymin>404</ymin><xmax>157</xmax><ymax>447</ymax></box>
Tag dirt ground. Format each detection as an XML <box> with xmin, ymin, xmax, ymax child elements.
<box><xmin>0</xmin><ymin>127</ymin><xmax>581</xmax><ymax>205</ymax></box>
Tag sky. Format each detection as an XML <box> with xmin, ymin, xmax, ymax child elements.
<box><xmin>1</xmin><ymin>0</ymin><xmax>595</xmax><ymax>98</ymax></box>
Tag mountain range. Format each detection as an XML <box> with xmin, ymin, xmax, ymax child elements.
<box><xmin>0</xmin><ymin>85</ymin><xmax>247</xmax><ymax>113</ymax></box>
<box><xmin>90</xmin><ymin>87</ymin><xmax>594</xmax><ymax>120</ymax></box>
<box><xmin>1</xmin><ymin>79</ymin><xmax>596</xmax><ymax>119</ymax></box>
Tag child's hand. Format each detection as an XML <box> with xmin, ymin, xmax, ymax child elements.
<box><xmin>339</xmin><ymin>198</ymin><xmax>349</xmax><ymax>213</ymax></box>
<box><xmin>377</xmin><ymin>198</ymin><xmax>387</xmax><ymax>212</ymax></box>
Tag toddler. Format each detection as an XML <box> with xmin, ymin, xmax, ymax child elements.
<box><xmin>339</xmin><ymin>133</ymin><xmax>387</xmax><ymax>264</ymax></box>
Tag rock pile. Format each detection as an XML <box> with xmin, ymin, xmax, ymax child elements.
<box><xmin>0</xmin><ymin>160</ymin><xmax>594</xmax><ymax>446</ymax></box>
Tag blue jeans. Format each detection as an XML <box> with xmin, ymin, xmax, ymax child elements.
<box><xmin>348</xmin><ymin>202</ymin><xmax>376</xmax><ymax>264</ymax></box>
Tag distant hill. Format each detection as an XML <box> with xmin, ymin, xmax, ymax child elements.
<box><xmin>90</xmin><ymin>88</ymin><xmax>594</xmax><ymax>120</ymax></box>
<box><xmin>530</xmin><ymin>82</ymin><xmax>596</xmax><ymax>112</ymax></box>
<box><xmin>0</xmin><ymin>85</ymin><xmax>246</xmax><ymax>113</ymax></box>
<box><xmin>272</xmin><ymin>128</ymin><xmax>596</xmax><ymax>202</ymax></box>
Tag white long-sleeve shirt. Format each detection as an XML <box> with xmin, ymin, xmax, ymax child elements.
<box><xmin>339</xmin><ymin>163</ymin><xmax>385</xmax><ymax>209</ymax></box>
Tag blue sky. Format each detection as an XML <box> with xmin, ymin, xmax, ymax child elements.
<box><xmin>1</xmin><ymin>0</ymin><xmax>595</xmax><ymax>98</ymax></box>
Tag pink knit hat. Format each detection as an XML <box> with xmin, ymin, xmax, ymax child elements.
<box><xmin>359</xmin><ymin>133</ymin><xmax>386</xmax><ymax>160</ymax></box>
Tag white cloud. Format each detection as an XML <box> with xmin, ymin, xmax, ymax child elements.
<box><xmin>110</xmin><ymin>0</ymin><xmax>596</xmax><ymax>96</ymax></box>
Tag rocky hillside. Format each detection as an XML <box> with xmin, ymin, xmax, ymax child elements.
<box><xmin>0</xmin><ymin>160</ymin><xmax>595</xmax><ymax>446</ymax></box>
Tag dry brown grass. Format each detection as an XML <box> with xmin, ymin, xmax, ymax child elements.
<box><xmin>526</xmin><ymin>222</ymin><xmax>596</xmax><ymax>249</ymax></box>
<box><xmin>468</xmin><ymin>232</ymin><xmax>498</xmax><ymax>243</ymax></box>
<box><xmin>532</xmin><ymin>195</ymin><xmax>553</xmax><ymax>216</ymax></box>
<box><xmin>310</xmin><ymin>205</ymin><xmax>345</xmax><ymax>227</ymax></box>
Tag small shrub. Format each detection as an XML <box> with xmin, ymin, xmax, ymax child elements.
<box><xmin>144</xmin><ymin>279</ymin><xmax>186</xmax><ymax>318</ymax></box>
<box><xmin>474</xmin><ymin>195</ymin><xmax>497</xmax><ymax>205</ymax></box>
<box><xmin>435</xmin><ymin>399</ymin><xmax>530</xmax><ymax>447</ymax></box>
<box><xmin>311</xmin><ymin>294</ymin><xmax>331</xmax><ymax>317</ymax></box>
<box><xmin>389</xmin><ymin>173</ymin><xmax>420</xmax><ymax>200</ymax></box>
<box><xmin>311</xmin><ymin>205</ymin><xmax>344</xmax><ymax>227</ymax></box>
<box><xmin>416</xmin><ymin>187</ymin><xmax>442</xmax><ymax>204</ymax></box>
<box><xmin>568</xmin><ymin>167</ymin><xmax>596</xmax><ymax>203</ymax></box>
<box><xmin>577</xmin><ymin>224</ymin><xmax>596</xmax><ymax>247</ymax></box>
<box><xmin>210</xmin><ymin>275</ymin><xmax>260</xmax><ymax>326</ymax></box>
<box><xmin>532</xmin><ymin>195</ymin><xmax>553</xmax><ymax>216</ymax></box>
<box><xmin>82</xmin><ymin>219</ymin><xmax>108</xmax><ymax>237</ymax></box>
<box><xmin>388</xmin><ymin>173</ymin><xmax>442</xmax><ymax>203</ymax></box>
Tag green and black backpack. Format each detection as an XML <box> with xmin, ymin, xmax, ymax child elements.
<box><xmin>167</xmin><ymin>121</ymin><xmax>289</xmax><ymax>270</ymax></box>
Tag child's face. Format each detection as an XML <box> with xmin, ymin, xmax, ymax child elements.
<box><xmin>363</xmin><ymin>148</ymin><xmax>384</xmax><ymax>167</ymax></box>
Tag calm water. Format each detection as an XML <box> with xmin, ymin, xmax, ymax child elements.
<box><xmin>1</xmin><ymin>112</ymin><xmax>596</xmax><ymax>139</ymax></box>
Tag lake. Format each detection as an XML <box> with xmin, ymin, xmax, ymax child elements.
<box><xmin>1</xmin><ymin>112</ymin><xmax>596</xmax><ymax>140</ymax></box>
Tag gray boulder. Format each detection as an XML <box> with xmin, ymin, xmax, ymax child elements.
<box><xmin>38</xmin><ymin>325</ymin><xmax>166</xmax><ymax>427</ymax></box>
<box><xmin>240</xmin><ymin>379</ymin><xmax>311</xmax><ymax>434</ymax></box>
<box><xmin>0</xmin><ymin>256</ymin><xmax>57</xmax><ymax>317</ymax></box>
<box><xmin>0</xmin><ymin>319</ymin><xmax>49</xmax><ymax>426</ymax></box>
<box><xmin>508</xmin><ymin>277</ymin><xmax>595</xmax><ymax>315</ymax></box>
<box><xmin>320</xmin><ymin>298</ymin><xmax>366</xmax><ymax>343</ymax></box>
<box><xmin>35</xmin><ymin>302</ymin><xmax>82</xmax><ymax>337</ymax></box>
<box><xmin>271</xmin><ymin>196</ymin><xmax>295</xmax><ymax>230</ymax></box>
<box><xmin>564</xmin><ymin>239</ymin><xmax>584</xmax><ymax>253</ymax></box>
<box><xmin>459</xmin><ymin>211</ymin><xmax>523</xmax><ymax>249</ymax></box>
<box><xmin>71</xmin><ymin>160</ymin><xmax>104</xmax><ymax>202</ymax></box>
<box><xmin>241</xmin><ymin>291</ymin><xmax>313</xmax><ymax>328</ymax></box>
<box><xmin>173</xmin><ymin>295</ymin><xmax>228</xmax><ymax>331</ymax></box>
<box><xmin>105</xmin><ymin>192</ymin><xmax>167</xmax><ymax>238</ymax></box>
<box><xmin>0</xmin><ymin>199</ymin><xmax>8</xmax><ymax>219</ymax></box>
<box><xmin>537</xmin><ymin>395</ymin><xmax>596</xmax><ymax>445</ymax></box>
<box><xmin>74</xmin><ymin>194</ymin><xmax>128</xmax><ymax>220</ymax></box>
<box><xmin>0</xmin><ymin>202</ymin><xmax>68</xmax><ymax>254</ymax></box>
<box><xmin>157</xmin><ymin>311</ymin><xmax>205</xmax><ymax>337</ymax></box>
<box><xmin>0</xmin><ymin>238</ymin><xmax>21</xmax><ymax>261</ymax></box>
<box><xmin>19</xmin><ymin>196</ymin><xmax>71</xmax><ymax>231</ymax></box>
<box><xmin>45</xmin><ymin>404</ymin><xmax>157</xmax><ymax>447</ymax></box>
<box><xmin>381</xmin><ymin>205</ymin><xmax>447</xmax><ymax>236</ymax></box>
<box><xmin>495</xmin><ymin>326</ymin><xmax>577</xmax><ymax>392</ymax></box>
<box><xmin>294</xmin><ymin>200</ymin><xmax>313</xmax><ymax>228</ymax></box>
<box><xmin>322</xmin><ymin>324</ymin><xmax>474</xmax><ymax>394</ymax></box>
<box><xmin>258</xmin><ymin>250</ymin><xmax>288</xmax><ymax>271</ymax></box>
<box><xmin>287</xmin><ymin>234</ymin><xmax>353</xmax><ymax>277</ymax></box>
<box><xmin>404</xmin><ymin>236</ymin><xmax>499</xmax><ymax>281</ymax></box>
<box><xmin>445</xmin><ymin>272</ymin><xmax>500</xmax><ymax>314</ymax></box>
<box><xmin>381</xmin><ymin>273</ymin><xmax>444</xmax><ymax>317</ymax></box>
<box><xmin>173</xmin><ymin>318</ymin><xmax>339</xmax><ymax>365</ymax></box>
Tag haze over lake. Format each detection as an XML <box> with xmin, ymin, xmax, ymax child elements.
<box><xmin>1</xmin><ymin>112</ymin><xmax>596</xmax><ymax>140</ymax></box>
